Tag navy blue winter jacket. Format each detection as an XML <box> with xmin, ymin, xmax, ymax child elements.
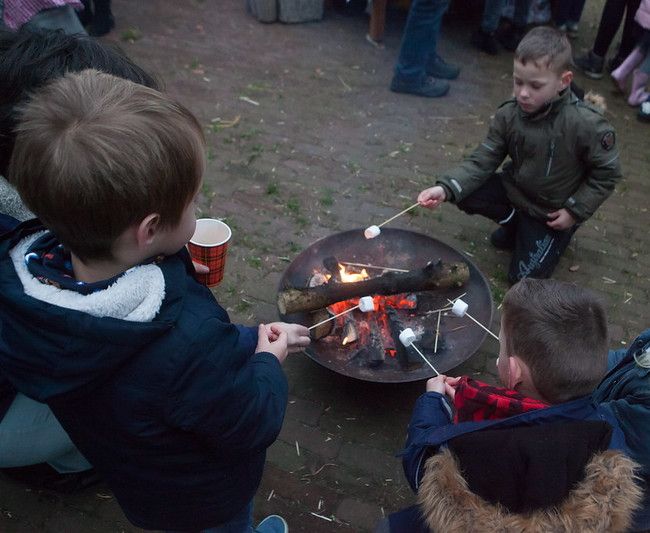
<box><xmin>0</xmin><ymin>221</ymin><xmax>288</xmax><ymax>530</ymax></box>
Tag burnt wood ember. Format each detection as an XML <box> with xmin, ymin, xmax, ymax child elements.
<box><xmin>278</xmin><ymin>260</ymin><xmax>469</xmax><ymax>314</ymax></box>
<box><xmin>367</xmin><ymin>319</ymin><xmax>385</xmax><ymax>368</ymax></box>
<box><xmin>322</xmin><ymin>256</ymin><xmax>342</xmax><ymax>282</ymax></box>
<box><xmin>349</xmin><ymin>318</ymin><xmax>385</xmax><ymax>368</ymax></box>
<box><xmin>386</xmin><ymin>308</ymin><xmax>420</xmax><ymax>368</ymax></box>
<box><xmin>309</xmin><ymin>308</ymin><xmax>333</xmax><ymax>340</ymax></box>
<box><xmin>341</xmin><ymin>318</ymin><xmax>358</xmax><ymax>345</ymax></box>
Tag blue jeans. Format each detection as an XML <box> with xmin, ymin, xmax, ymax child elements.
<box><xmin>393</xmin><ymin>0</ymin><xmax>451</xmax><ymax>84</ymax></box>
<box><xmin>481</xmin><ymin>0</ymin><xmax>530</xmax><ymax>33</ymax></box>
<box><xmin>0</xmin><ymin>393</ymin><xmax>91</xmax><ymax>473</ymax></box>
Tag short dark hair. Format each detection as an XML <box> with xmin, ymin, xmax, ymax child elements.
<box><xmin>9</xmin><ymin>70</ymin><xmax>204</xmax><ymax>261</ymax></box>
<box><xmin>502</xmin><ymin>278</ymin><xmax>608</xmax><ymax>404</ymax></box>
<box><xmin>515</xmin><ymin>26</ymin><xmax>572</xmax><ymax>74</ymax></box>
<box><xmin>0</xmin><ymin>27</ymin><xmax>160</xmax><ymax>176</ymax></box>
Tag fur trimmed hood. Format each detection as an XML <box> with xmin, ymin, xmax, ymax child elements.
<box><xmin>418</xmin><ymin>448</ymin><xmax>643</xmax><ymax>532</ymax></box>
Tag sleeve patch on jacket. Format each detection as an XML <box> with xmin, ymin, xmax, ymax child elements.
<box><xmin>600</xmin><ymin>131</ymin><xmax>615</xmax><ymax>151</ymax></box>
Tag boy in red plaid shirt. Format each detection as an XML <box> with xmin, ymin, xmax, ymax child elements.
<box><xmin>375</xmin><ymin>279</ymin><xmax>645</xmax><ymax>533</ymax></box>
<box><xmin>429</xmin><ymin>278</ymin><xmax>606</xmax><ymax>421</ymax></box>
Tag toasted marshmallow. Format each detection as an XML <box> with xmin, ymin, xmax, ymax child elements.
<box><xmin>451</xmin><ymin>298</ymin><xmax>468</xmax><ymax>317</ymax></box>
<box><xmin>364</xmin><ymin>225</ymin><xmax>381</xmax><ymax>239</ymax></box>
<box><xmin>358</xmin><ymin>296</ymin><xmax>375</xmax><ymax>312</ymax></box>
<box><xmin>399</xmin><ymin>328</ymin><xmax>417</xmax><ymax>347</ymax></box>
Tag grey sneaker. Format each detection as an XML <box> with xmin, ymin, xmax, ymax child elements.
<box><xmin>256</xmin><ymin>514</ymin><xmax>288</xmax><ymax>533</ymax></box>
<box><xmin>574</xmin><ymin>50</ymin><xmax>604</xmax><ymax>79</ymax></box>
<box><xmin>426</xmin><ymin>54</ymin><xmax>460</xmax><ymax>80</ymax></box>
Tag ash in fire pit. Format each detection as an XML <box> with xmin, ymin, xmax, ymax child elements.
<box><xmin>278</xmin><ymin>229</ymin><xmax>494</xmax><ymax>383</ymax></box>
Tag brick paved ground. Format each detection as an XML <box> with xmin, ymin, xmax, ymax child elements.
<box><xmin>1</xmin><ymin>0</ymin><xmax>648</xmax><ymax>531</ymax></box>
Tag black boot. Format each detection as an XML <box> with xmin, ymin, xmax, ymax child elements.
<box><xmin>499</xmin><ymin>25</ymin><xmax>526</xmax><ymax>52</ymax></box>
<box><xmin>77</xmin><ymin>0</ymin><xmax>93</xmax><ymax>26</ymax></box>
<box><xmin>88</xmin><ymin>0</ymin><xmax>114</xmax><ymax>36</ymax></box>
<box><xmin>490</xmin><ymin>222</ymin><xmax>517</xmax><ymax>250</ymax></box>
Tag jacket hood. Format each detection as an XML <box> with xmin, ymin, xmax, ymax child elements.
<box><xmin>0</xmin><ymin>221</ymin><xmax>186</xmax><ymax>401</ymax></box>
<box><xmin>418</xmin><ymin>447</ymin><xmax>642</xmax><ymax>532</ymax></box>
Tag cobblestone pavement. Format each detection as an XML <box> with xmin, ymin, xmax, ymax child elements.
<box><xmin>1</xmin><ymin>0</ymin><xmax>648</xmax><ymax>531</ymax></box>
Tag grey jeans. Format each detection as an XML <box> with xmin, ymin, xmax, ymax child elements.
<box><xmin>0</xmin><ymin>393</ymin><xmax>91</xmax><ymax>473</ymax></box>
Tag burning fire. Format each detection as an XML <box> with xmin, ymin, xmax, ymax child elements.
<box><xmin>338</xmin><ymin>264</ymin><xmax>369</xmax><ymax>283</ymax></box>
<box><xmin>321</xmin><ymin>264</ymin><xmax>417</xmax><ymax>350</ymax></box>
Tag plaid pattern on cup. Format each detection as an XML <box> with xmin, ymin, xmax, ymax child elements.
<box><xmin>188</xmin><ymin>219</ymin><xmax>232</xmax><ymax>287</ymax></box>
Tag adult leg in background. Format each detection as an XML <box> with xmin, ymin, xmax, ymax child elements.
<box><xmin>391</xmin><ymin>0</ymin><xmax>452</xmax><ymax>97</ymax></box>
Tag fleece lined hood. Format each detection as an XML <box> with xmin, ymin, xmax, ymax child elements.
<box><xmin>0</xmin><ymin>220</ymin><xmax>185</xmax><ymax>402</ymax></box>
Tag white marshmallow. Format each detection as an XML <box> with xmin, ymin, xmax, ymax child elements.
<box><xmin>364</xmin><ymin>225</ymin><xmax>381</xmax><ymax>239</ymax></box>
<box><xmin>358</xmin><ymin>296</ymin><xmax>375</xmax><ymax>312</ymax></box>
<box><xmin>451</xmin><ymin>298</ymin><xmax>468</xmax><ymax>317</ymax></box>
<box><xmin>399</xmin><ymin>328</ymin><xmax>417</xmax><ymax>347</ymax></box>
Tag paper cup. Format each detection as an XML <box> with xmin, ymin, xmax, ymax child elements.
<box><xmin>188</xmin><ymin>218</ymin><xmax>232</xmax><ymax>287</ymax></box>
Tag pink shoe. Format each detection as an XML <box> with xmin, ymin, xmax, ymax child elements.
<box><xmin>611</xmin><ymin>47</ymin><xmax>644</xmax><ymax>92</ymax></box>
<box><xmin>627</xmin><ymin>70</ymin><xmax>650</xmax><ymax>106</ymax></box>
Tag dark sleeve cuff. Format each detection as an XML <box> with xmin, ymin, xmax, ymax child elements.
<box><xmin>436</xmin><ymin>182</ymin><xmax>455</xmax><ymax>203</ymax></box>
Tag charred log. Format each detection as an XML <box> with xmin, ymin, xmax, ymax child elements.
<box><xmin>309</xmin><ymin>308</ymin><xmax>334</xmax><ymax>340</ymax></box>
<box><xmin>278</xmin><ymin>260</ymin><xmax>469</xmax><ymax>315</ymax></box>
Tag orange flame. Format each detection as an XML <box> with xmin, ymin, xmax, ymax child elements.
<box><xmin>338</xmin><ymin>264</ymin><xmax>369</xmax><ymax>283</ymax></box>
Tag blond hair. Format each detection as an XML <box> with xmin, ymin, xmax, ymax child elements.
<box><xmin>515</xmin><ymin>26</ymin><xmax>572</xmax><ymax>74</ymax></box>
<box><xmin>9</xmin><ymin>69</ymin><xmax>205</xmax><ymax>261</ymax></box>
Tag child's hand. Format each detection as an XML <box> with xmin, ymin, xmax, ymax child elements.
<box><xmin>256</xmin><ymin>324</ymin><xmax>288</xmax><ymax>363</ymax></box>
<box><xmin>267</xmin><ymin>322</ymin><xmax>310</xmax><ymax>353</ymax></box>
<box><xmin>426</xmin><ymin>375</ymin><xmax>458</xmax><ymax>401</ymax></box>
<box><xmin>546</xmin><ymin>208</ymin><xmax>576</xmax><ymax>230</ymax></box>
<box><xmin>417</xmin><ymin>186</ymin><xmax>447</xmax><ymax>209</ymax></box>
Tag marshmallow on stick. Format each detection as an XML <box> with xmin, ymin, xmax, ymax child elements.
<box><xmin>309</xmin><ymin>296</ymin><xmax>375</xmax><ymax>330</ymax></box>
<box><xmin>399</xmin><ymin>328</ymin><xmax>440</xmax><ymax>375</ymax></box>
<box><xmin>447</xmin><ymin>298</ymin><xmax>498</xmax><ymax>340</ymax></box>
<box><xmin>364</xmin><ymin>202</ymin><xmax>420</xmax><ymax>239</ymax></box>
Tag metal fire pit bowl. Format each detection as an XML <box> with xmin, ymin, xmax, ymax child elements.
<box><xmin>278</xmin><ymin>228</ymin><xmax>494</xmax><ymax>383</ymax></box>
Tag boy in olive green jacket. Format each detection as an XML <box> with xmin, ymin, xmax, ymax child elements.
<box><xmin>418</xmin><ymin>27</ymin><xmax>621</xmax><ymax>283</ymax></box>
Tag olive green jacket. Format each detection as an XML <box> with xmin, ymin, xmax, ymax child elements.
<box><xmin>437</xmin><ymin>90</ymin><xmax>622</xmax><ymax>222</ymax></box>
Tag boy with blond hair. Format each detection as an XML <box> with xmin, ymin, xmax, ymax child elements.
<box><xmin>418</xmin><ymin>26</ymin><xmax>622</xmax><ymax>284</ymax></box>
<box><xmin>0</xmin><ymin>69</ymin><xmax>308</xmax><ymax>532</ymax></box>
<box><xmin>380</xmin><ymin>279</ymin><xmax>647</xmax><ymax>532</ymax></box>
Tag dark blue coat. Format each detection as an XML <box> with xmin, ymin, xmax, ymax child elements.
<box><xmin>0</xmin><ymin>222</ymin><xmax>288</xmax><ymax>530</ymax></box>
<box><xmin>400</xmin><ymin>329</ymin><xmax>650</xmax><ymax>531</ymax></box>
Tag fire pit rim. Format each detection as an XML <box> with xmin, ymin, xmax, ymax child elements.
<box><xmin>277</xmin><ymin>228</ymin><xmax>494</xmax><ymax>383</ymax></box>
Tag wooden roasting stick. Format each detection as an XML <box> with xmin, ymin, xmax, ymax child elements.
<box><xmin>339</xmin><ymin>261</ymin><xmax>409</xmax><ymax>273</ymax></box>
<box><xmin>377</xmin><ymin>202</ymin><xmax>420</xmax><ymax>228</ymax></box>
<box><xmin>278</xmin><ymin>260</ymin><xmax>470</xmax><ymax>315</ymax></box>
<box><xmin>308</xmin><ymin>296</ymin><xmax>374</xmax><ymax>331</ymax></box>
<box><xmin>447</xmin><ymin>298</ymin><xmax>499</xmax><ymax>340</ymax></box>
